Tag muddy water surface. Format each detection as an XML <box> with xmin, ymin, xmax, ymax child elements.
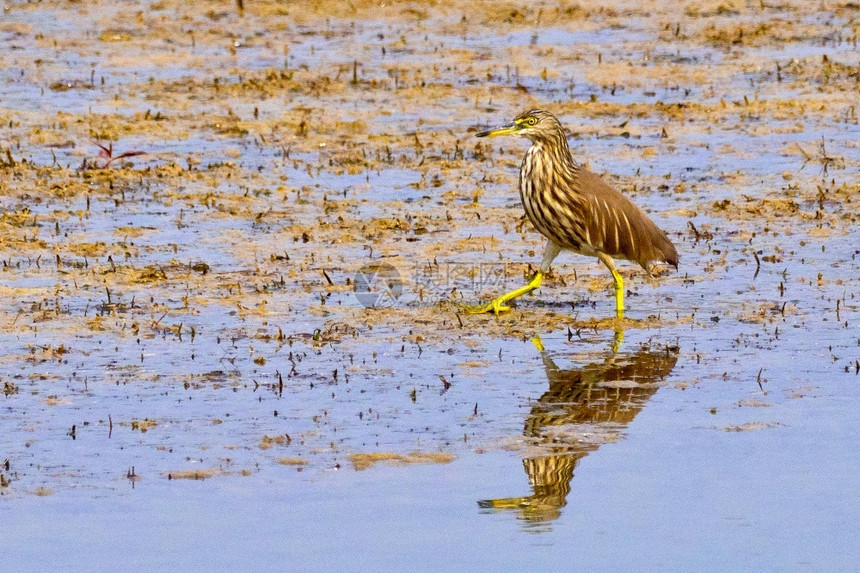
<box><xmin>1</xmin><ymin>1</ymin><xmax>858</xmax><ymax>570</ymax></box>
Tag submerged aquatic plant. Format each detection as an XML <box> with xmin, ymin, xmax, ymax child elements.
<box><xmin>79</xmin><ymin>142</ymin><xmax>146</xmax><ymax>170</ymax></box>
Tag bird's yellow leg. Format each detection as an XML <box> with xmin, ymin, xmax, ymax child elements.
<box><xmin>611</xmin><ymin>267</ymin><xmax>624</xmax><ymax>318</ymax></box>
<box><xmin>467</xmin><ymin>271</ymin><xmax>544</xmax><ymax>314</ymax></box>
<box><xmin>597</xmin><ymin>252</ymin><xmax>624</xmax><ymax>319</ymax></box>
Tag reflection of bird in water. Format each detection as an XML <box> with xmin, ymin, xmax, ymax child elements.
<box><xmin>479</xmin><ymin>338</ymin><xmax>679</xmax><ymax>524</ymax></box>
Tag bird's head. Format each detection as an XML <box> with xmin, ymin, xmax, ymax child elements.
<box><xmin>476</xmin><ymin>109</ymin><xmax>563</xmax><ymax>142</ymax></box>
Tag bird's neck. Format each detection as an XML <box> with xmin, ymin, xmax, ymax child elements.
<box><xmin>524</xmin><ymin>132</ymin><xmax>578</xmax><ymax>176</ymax></box>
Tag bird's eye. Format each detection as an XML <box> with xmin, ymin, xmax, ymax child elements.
<box><xmin>526</xmin><ymin>117</ymin><xmax>537</xmax><ymax>126</ymax></box>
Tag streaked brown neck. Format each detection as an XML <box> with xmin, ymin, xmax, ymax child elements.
<box><xmin>523</xmin><ymin>127</ymin><xmax>579</xmax><ymax>185</ymax></box>
<box><xmin>531</xmin><ymin>127</ymin><xmax>577</xmax><ymax>168</ymax></box>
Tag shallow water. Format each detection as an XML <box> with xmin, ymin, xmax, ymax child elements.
<box><xmin>1</xmin><ymin>0</ymin><xmax>859</xmax><ymax>570</ymax></box>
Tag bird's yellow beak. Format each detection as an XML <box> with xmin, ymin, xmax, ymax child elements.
<box><xmin>476</xmin><ymin>122</ymin><xmax>519</xmax><ymax>138</ymax></box>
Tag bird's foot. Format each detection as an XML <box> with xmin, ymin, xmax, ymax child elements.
<box><xmin>464</xmin><ymin>272</ymin><xmax>543</xmax><ymax>315</ymax></box>
<box><xmin>465</xmin><ymin>298</ymin><xmax>512</xmax><ymax>315</ymax></box>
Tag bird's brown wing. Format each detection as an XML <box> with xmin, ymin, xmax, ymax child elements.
<box><xmin>571</xmin><ymin>169</ymin><xmax>678</xmax><ymax>269</ymax></box>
